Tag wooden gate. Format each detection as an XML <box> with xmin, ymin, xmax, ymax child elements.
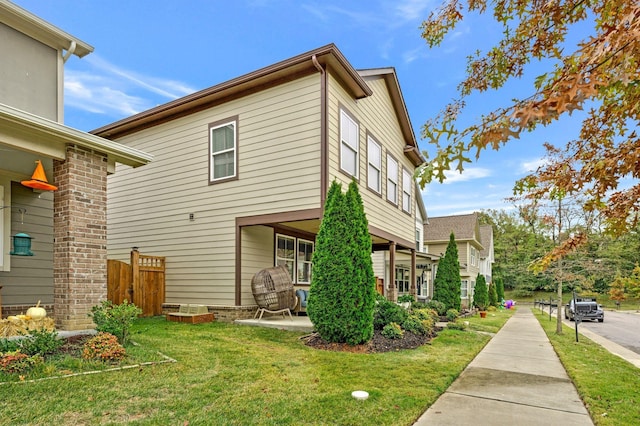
<box><xmin>107</xmin><ymin>249</ymin><xmax>165</xmax><ymax>317</ymax></box>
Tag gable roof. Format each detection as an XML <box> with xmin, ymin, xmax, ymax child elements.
<box><xmin>92</xmin><ymin>44</ymin><xmax>423</xmax><ymax>165</ymax></box>
<box><xmin>479</xmin><ymin>224</ymin><xmax>493</xmax><ymax>258</ymax></box>
<box><xmin>424</xmin><ymin>212</ymin><xmax>483</xmax><ymax>249</ymax></box>
<box><xmin>0</xmin><ymin>0</ymin><xmax>93</xmax><ymax>58</ymax></box>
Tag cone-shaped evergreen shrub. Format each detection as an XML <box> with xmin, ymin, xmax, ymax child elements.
<box><xmin>488</xmin><ymin>281</ymin><xmax>498</xmax><ymax>307</ymax></box>
<box><xmin>473</xmin><ymin>273</ymin><xmax>488</xmax><ymax>310</ymax></box>
<box><xmin>433</xmin><ymin>232</ymin><xmax>461</xmax><ymax>311</ymax></box>
<box><xmin>307</xmin><ymin>180</ymin><xmax>375</xmax><ymax>345</ymax></box>
<box><xmin>495</xmin><ymin>276</ymin><xmax>505</xmax><ymax>301</ymax></box>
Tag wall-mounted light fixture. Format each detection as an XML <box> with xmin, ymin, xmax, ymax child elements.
<box><xmin>11</xmin><ymin>233</ymin><xmax>34</xmax><ymax>256</ymax></box>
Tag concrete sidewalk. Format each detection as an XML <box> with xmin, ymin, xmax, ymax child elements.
<box><xmin>414</xmin><ymin>307</ymin><xmax>594</xmax><ymax>426</ymax></box>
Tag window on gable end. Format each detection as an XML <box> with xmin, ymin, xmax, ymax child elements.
<box><xmin>209</xmin><ymin>117</ymin><xmax>237</xmax><ymax>183</ymax></box>
<box><xmin>367</xmin><ymin>136</ymin><xmax>381</xmax><ymax>193</ymax></box>
<box><xmin>402</xmin><ymin>168</ymin><xmax>412</xmax><ymax>213</ymax></box>
<box><xmin>387</xmin><ymin>154</ymin><xmax>398</xmax><ymax>205</ymax></box>
<box><xmin>340</xmin><ymin>109</ymin><xmax>359</xmax><ymax>177</ymax></box>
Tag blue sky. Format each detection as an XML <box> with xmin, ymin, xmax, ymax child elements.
<box><xmin>13</xmin><ymin>0</ymin><xmax>587</xmax><ymax>218</ymax></box>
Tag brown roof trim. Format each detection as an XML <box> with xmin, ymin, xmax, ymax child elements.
<box><xmin>93</xmin><ymin>43</ymin><xmax>372</xmax><ymax>139</ymax></box>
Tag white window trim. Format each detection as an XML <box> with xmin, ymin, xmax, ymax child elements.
<box><xmin>209</xmin><ymin>119</ymin><xmax>237</xmax><ymax>182</ymax></box>
<box><xmin>367</xmin><ymin>136</ymin><xmax>381</xmax><ymax>193</ymax></box>
<box><xmin>395</xmin><ymin>265</ymin><xmax>410</xmax><ymax>294</ymax></box>
<box><xmin>387</xmin><ymin>155</ymin><xmax>398</xmax><ymax>204</ymax></box>
<box><xmin>340</xmin><ymin>109</ymin><xmax>359</xmax><ymax>178</ymax></box>
<box><xmin>276</xmin><ymin>234</ymin><xmax>314</xmax><ymax>284</ymax></box>
<box><xmin>461</xmin><ymin>279</ymin><xmax>469</xmax><ymax>298</ymax></box>
<box><xmin>402</xmin><ymin>168</ymin><xmax>412</xmax><ymax>213</ymax></box>
<box><xmin>297</xmin><ymin>238</ymin><xmax>314</xmax><ymax>284</ymax></box>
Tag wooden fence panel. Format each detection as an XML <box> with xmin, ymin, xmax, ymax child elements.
<box><xmin>107</xmin><ymin>259</ymin><xmax>132</xmax><ymax>305</ymax></box>
<box><xmin>107</xmin><ymin>250</ymin><xmax>165</xmax><ymax>317</ymax></box>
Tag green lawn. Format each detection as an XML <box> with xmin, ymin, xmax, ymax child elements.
<box><xmin>534</xmin><ymin>310</ymin><xmax>640</xmax><ymax>425</ymax></box>
<box><xmin>0</xmin><ymin>312</ymin><xmax>513</xmax><ymax>426</ymax></box>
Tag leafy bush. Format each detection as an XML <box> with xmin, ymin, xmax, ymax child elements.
<box><xmin>381</xmin><ymin>323</ymin><xmax>404</xmax><ymax>339</ymax></box>
<box><xmin>18</xmin><ymin>328</ymin><xmax>62</xmax><ymax>357</ymax></box>
<box><xmin>425</xmin><ymin>300</ymin><xmax>447</xmax><ymax>316</ymax></box>
<box><xmin>0</xmin><ymin>350</ymin><xmax>43</xmax><ymax>374</ymax></box>
<box><xmin>397</xmin><ymin>294</ymin><xmax>415</xmax><ymax>303</ymax></box>
<box><xmin>82</xmin><ymin>332</ymin><xmax>126</xmax><ymax>362</ymax></box>
<box><xmin>89</xmin><ymin>300</ymin><xmax>142</xmax><ymax>345</ymax></box>
<box><xmin>0</xmin><ymin>338</ymin><xmax>19</xmax><ymax>353</ymax></box>
<box><xmin>402</xmin><ymin>314</ymin><xmax>435</xmax><ymax>336</ymax></box>
<box><xmin>373</xmin><ymin>298</ymin><xmax>409</xmax><ymax>330</ymax></box>
<box><xmin>446</xmin><ymin>308</ymin><xmax>459</xmax><ymax>322</ymax></box>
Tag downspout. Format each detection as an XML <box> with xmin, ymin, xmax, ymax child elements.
<box><xmin>62</xmin><ymin>40</ymin><xmax>77</xmax><ymax>63</ymax></box>
<box><xmin>312</xmin><ymin>54</ymin><xmax>328</xmax><ymax>207</ymax></box>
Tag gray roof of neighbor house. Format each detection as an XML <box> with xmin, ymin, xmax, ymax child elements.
<box><xmin>92</xmin><ymin>44</ymin><xmax>424</xmax><ymax>166</ymax></box>
<box><xmin>479</xmin><ymin>224</ymin><xmax>493</xmax><ymax>258</ymax></box>
<box><xmin>424</xmin><ymin>212</ymin><xmax>483</xmax><ymax>249</ymax></box>
<box><xmin>0</xmin><ymin>0</ymin><xmax>93</xmax><ymax>57</ymax></box>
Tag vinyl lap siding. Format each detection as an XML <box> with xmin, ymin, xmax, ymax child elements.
<box><xmin>107</xmin><ymin>75</ymin><xmax>322</xmax><ymax>306</ymax></box>
<box><xmin>326</xmin><ymin>74</ymin><xmax>415</xmax><ymax>244</ymax></box>
<box><xmin>0</xmin><ymin>183</ymin><xmax>53</xmax><ymax>305</ymax></box>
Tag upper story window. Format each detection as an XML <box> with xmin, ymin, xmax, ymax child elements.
<box><xmin>340</xmin><ymin>109</ymin><xmax>359</xmax><ymax>177</ymax></box>
<box><xmin>470</xmin><ymin>246</ymin><xmax>476</xmax><ymax>266</ymax></box>
<box><xmin>367</xmin><ymin>136</ymin><xmax>381</xmax><ymax>193</ymax></box>
<box><xmin>209</xmin><ymin>117</ymin><xmax>237</xmax><ymax>183</ymax></box>
<box><xmin>402</xmin><ymin>168</ymin><xmax>412</xmax><ymax>213</ymax></box>
<box><xmin>387</xmin><ymin>154</ymin><xmax>398</xmax><ymax>205</ymax></box>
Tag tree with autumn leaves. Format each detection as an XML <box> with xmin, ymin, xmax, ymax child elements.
<box><xmin>418</xmin><ymin>1</ymin><xmax>639</xmax><ymax>258</ymax></box>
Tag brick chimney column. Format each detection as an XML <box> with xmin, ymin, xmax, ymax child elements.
<box><xmin>53</xmin><ymin>146</ymin><xmax>108</xmax><ymax>330</ymax></box>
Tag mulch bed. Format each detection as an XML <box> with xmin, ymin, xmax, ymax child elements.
<box><xmin>302</xmin><ymin>329</ymin><xmax>438</xmax><ymax>353</ymax></box>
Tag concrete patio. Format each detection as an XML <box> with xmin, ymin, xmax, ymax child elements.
<box><xmin>235</xmin><ymin>314</ymin><xmax>314</xmax><ymax>332</ymax></box>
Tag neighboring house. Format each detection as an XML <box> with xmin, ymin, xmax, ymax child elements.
<box><xmin>94</xmin><ymin>44</ymin><xmax>425</xmax><ymax>320</ymax></box>
<box><xmin>0</xmin><ymin>1</ymin><xmax>152</xmax><ymax>330</ymax></box>
<box><xmin>479</xmin><ymin>224</ymin><xmax>494</xmax><ymax>286</ymax></box>
<box><xmin>424</xmin><ymin>212</ymin><xmax>486</xmax><ymax>308</ymax></box>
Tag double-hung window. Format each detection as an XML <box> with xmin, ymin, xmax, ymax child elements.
<box><xmin>340</xmin><ymin>109</ymin><xmax>359</xmax><ymax>177</ymax></box>
<box><xmin>387</xmin><ymin>155</ymin><xmax>398</xmax><ymax>204</ymax></box>
<box><xmin>209</xmin><ymin>118</ymin><xmax>237</xmax><ymax>182</ymax></box>
<box><xmin>276</xmin><ymin>234</ymin><xmax>314</xmax><ymax>284</ymax></box>
<box><xmin>395</xmin><ymin>266</ymin><xmax>410</xmax><ymax>294</ymax></box>
<box><xmin>367</xmin><ymin>136</ymin><xmax>381</xmax><ymax>193</ymax></box>
<box><xmin>402</xmin><ymin>168</ymin><xmax>412</xmax><ymax>213</ymax></box>
<box><xmin>470</xmin><ymin>247</ymin><xmax>476</xmax><ymax>266</ymax></box>
<box><xmin>461</xmin><ymin>280</ymin><xmax>468</xmax><ymax>298</ymax></box>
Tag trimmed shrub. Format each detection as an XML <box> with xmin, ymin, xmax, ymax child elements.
<box><xmin>82</xmin><ymin>332</ymin><xmax>126</xmax><ymax>362</ymax></box>
<box><xmin>381</xmin><ymin>323</ymin><xmax>404</xmax><ymax>339</ymax></box>
<box><xmin>397</xmin><ymin>294</ymin><xmax>415</xmax><ymax>303</ymax></box>
<box><xmin>308</xmin><ymin>180</ymin><xmax>375</xmax><ymax>345</ymax></box>
<box><xmin>495</xmin><ymin>276</ymin><xmax>505</xmax><ymax>301</ymax></box>
<box><xmin>425</xmin><ymin>300</ymin><xmax>447</xmax><ymax>316</ymax></box>
<box><xmin>473</xmin><ymin>273</ymin><xmax>489</xmax><ymax>310</ymax></box>
<box><xmin>403</xmin><ymin>314</ymin><xmax>435</xmax><ymax>336</ymax></box>
<box><xmin>373</xmin><ymin>298</ymin><xmax>409</xmax><ymax>330</ymax></box>
<box><xmin>445</xmin><ymin>308</ymin><xmax>459</xmax><ymax>322</ymax></box>
<box><xmin>488</xmin><ymin>281</ymin><xmax>498</xmax><ymax>307</ymax></box>
<box><xmin>446</xmin><ymin>321</ymin><xmax>467</xmax><ymax>331</ymax></box>
<box><xmin>433</xmin><ymin>232</ymin><xmax>461</xmax><ymax>311</ymax></box>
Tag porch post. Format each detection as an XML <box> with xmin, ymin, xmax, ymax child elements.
<box><xmin>410</xmin><ymin>248</ymin><xmax>416</xmax><ymax>298</ymax></box>
<box><xmin>387</xmin><ymin>242</ymin><xmax>397</xmax><ymax>302</ymax></box>
<box><xmin>53</xmin><ymin>146</ymin><xmax>108</xmax><ymax>330</ymax></box>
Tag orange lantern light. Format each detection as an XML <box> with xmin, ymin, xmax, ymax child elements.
<box><xmin>21</xmin><ymin>160</ymin><xmax>57</xmax><ymax>191</ymax></box>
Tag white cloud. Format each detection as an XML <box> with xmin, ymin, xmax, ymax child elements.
<box><xmin>441</xmin><ymin>167</ymin><xmax>492</xmax><ymax>183</ymax></box>
<box><xmin>520</xmin><ymin>158</ymin><xmax>547</xmax><ymax>173</ymax></box>
<box><xmin>64</xmin><ymin>54</ymin><xmax>197</xmax><ymax>118</ymax></box>
<box><xmin>394</xmin><ymin>0</ymin><xmax>433</xmax><ymax>21</ymax></box>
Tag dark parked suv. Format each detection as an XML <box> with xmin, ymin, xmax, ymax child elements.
<box><xmin>565</xmin><ymin>297</ymin><xmax>604</xmax><ymax>322</ymax></box>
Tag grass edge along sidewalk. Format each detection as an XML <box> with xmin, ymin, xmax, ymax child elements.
<box><xmin>533</xmin><ymin>310</ymin><xmax>640</xmax><ymax>426</ymax></box>
<box><xmin>0</xmin><ymin>311</ymin><xmax>513</xmax><ymax>426</ymax></box>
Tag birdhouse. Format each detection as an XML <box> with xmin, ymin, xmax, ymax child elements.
<box><xmin>11</xmin><ymin>233</ymin><xmax>34</xmax><ymax>256</ymax></box>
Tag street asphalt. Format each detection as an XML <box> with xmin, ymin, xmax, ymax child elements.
<box><xmin>414</xmin><ymin>307</ymin><xmax>595</xmax><ymax>426</ymax></box>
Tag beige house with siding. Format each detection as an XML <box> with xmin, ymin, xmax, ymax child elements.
<box><xmin>95</xmin><ymin>44</ymin><xmax>425</xmax><ymax>320</ymax></box>
<box><xmin>0</xmin><ymin>1</ymin><xmax>152</xmax><ymax>329</ymax></box>
<box><xmin>424</xmin><ymin>212</ymin><xmax>486</xmax><ymax>308</ymax></box>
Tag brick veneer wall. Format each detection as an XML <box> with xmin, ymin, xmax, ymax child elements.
<box><xmin>53</xmin><ymin>146</ymin><xmax>108</xmax><ymax>331</ymax></box>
